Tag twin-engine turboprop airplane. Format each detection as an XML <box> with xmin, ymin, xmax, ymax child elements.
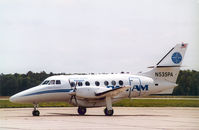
<box><xmin>10</xmin><ymin>43</ymin><xmax>187</xmax><ymax>116</ymax></box>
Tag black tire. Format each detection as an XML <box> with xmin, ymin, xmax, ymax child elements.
<box><xmin>104</xmin><ymin>108</ymin><xmax>114</xmax><ymax>116</ymax></box>
<box><xmin>78</xmin><ymin>107</ymin><xmax>86</xmax><ymax>115</ymax></box>
<box><xmin>32</xmin><ymin>110</ymin><xmax>40</xmax><ymax>116</ymax></box>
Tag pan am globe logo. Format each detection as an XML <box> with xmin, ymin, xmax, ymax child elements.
<box><xmin>171</xmin><ymin>52</ymin><xmax>182</xmax><ymax>64</ymax></box>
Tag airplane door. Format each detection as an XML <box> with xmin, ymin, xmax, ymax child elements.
<box><xmin>129</xmin><ymin>77</ymin><xmax>141</xmax><ymax>97</ymax></box>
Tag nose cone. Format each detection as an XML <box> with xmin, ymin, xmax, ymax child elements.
<box><xmin>9</xmin><ymin>94</ymin><xmax>23</xmax><ymax>103</ymax></box>
<box><xmin>9</xmin><ymin>89</ymin><xmax>32</xmax><ymax>103</ymax></box>
<box><xmin>9</xmin><ymin>95</ymin><xmax>15</xmax><ymax>103</ymax></box>
<box><xmin>9</xmin><ymin>86</ymin><xmax>41</xmax><ymax>104</ymax></box>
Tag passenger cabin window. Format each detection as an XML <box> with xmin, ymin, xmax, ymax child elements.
<box><xmin>49</xmin><ymin>80</ymin><xmax>55</xmax><ymax>85</ymax></box>
<box><xmin>95</xmin><ymin>81</ymin><xmax>100</xmax><ymax>86</ymax></box>
<box><xmin>70</xmin><ymin>82</ymin><xmax>76</xmax><ymax>87</ymax></box>
<box><xmin>42</xmin><ymin>80</ymin><xmax>49</xmax><ymax>85</ymax></box>
<box><xmin>111</xmin><ymin>80</ymin><xmax>116</xmax><ymax>86</ymax></box>
<box><xmin>104</xmin><ymin>81</ymin><xmax>109</xmax><ymax>86</ymax></box>
<box><xmin>85</xmin><ymin>81</ymin><xmax>90</xmax><ymax>86</ymax></box>
<box><xmin>56</xmin><ymin>80</ymin><xmax>61</xmax><ymax>84</ymax></box>
<box><xmin>78</xmin><ymin>82</ymin><xmax>83</xmax><ymax>86</ymax></box>
<box><xmin>119</xmin><ymin>80</ymin><xmax>124</xmax><ymax>86</ymax></box>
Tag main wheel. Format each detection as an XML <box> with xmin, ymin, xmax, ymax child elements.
<box><xmin>104</xmin><ymin>108</ymin><xmax>114</xmax><ymax>116</ymax></box>
<box><xmin>32</xmin><ymin>110</ymin><xmax>40</xmax><ymax>116</ymax></box>
<box><xmin>78</xmin><ymin>107</ymin><xmax>86</xmax><ymax>115</ymax></box>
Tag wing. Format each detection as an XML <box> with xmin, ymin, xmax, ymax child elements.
<box><xmin>71</xmin><ymin>86</ymin><xmax>130</xmax><ymax>99</ymax></box>
<box><xmin>95</xmin><ymin>86</ymin><xmax>130</xmax><ymax>97</ymax></box>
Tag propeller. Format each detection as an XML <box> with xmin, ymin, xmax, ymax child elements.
<box><xmin>128</xmin><ymin>88</ymin><xmax>131</xmax><ymax>98</ymax></box>
<box><xmin>69</xmin><ymin>80</ymin><xmax>78</xmax><ymax>106</ymax></box>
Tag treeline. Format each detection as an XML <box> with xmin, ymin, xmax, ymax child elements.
<box><xmin>0</xmin><ymin>71</ymin><xmax>85</xmax><ymax>96</ymax></box>
<box><xmin>0</xmin><ymin>70</ymin><xmax>198</xmax><ymax>96</ymax></box>
<box><xmin>173</xmin><ymin>70</ymin><xmax>199</xmax><ymax>95</ymax></box>
<box><xmin>0</xmin><ymin>71</ymin><xmax>51</xmax><ymax>96</ymax></box>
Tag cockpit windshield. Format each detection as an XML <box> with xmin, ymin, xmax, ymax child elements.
<box><xmin>49</xmin><ymin>80</ymin><xmax>55</xmax><ymax>85</ymax></box>
<box><xmin>42</xmin><ymin>80</ymin><xmax>49</xmax><ymax>85</ymax></box>
<box><xmin>41</xmin><ymin>80</ymin><xmax>61</xmax><ymax>85</ymax></box>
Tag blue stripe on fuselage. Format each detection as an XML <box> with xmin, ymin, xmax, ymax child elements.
<box><xmin>22</xmin><ymin>89</ymin><xmax>73</xmax><ymax>97</ymax></box>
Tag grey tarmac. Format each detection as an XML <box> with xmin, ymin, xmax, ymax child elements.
<box><xmin>0</xmin><ymin>107</ymin><xmax>199</xmax><ymax>130</ymax></box>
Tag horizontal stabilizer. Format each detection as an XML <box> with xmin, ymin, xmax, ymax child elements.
<box><xmin>148</xmin><ymin>66</ymin><xmax>181</xmax><ymax>68</ymax></box>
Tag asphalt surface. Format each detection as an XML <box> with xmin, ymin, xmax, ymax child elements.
<box><xmin>0</xmin><ymin>107</ymin><xmax>199</xmax><ymax>130</ymax></box>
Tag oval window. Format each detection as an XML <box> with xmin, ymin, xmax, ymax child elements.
<box><xmin>111</xmin><ymin>80</ymin><xmax>116</xmax><ymax>86</ymax></box>
<box><xmin>118</xmin><ymin>80</ymin><xmax>124</xmax><ymax>86</ymax></box>
<box><xmin>104</xmin><ymin>81</ymin><xmax>109</xmax><ymax>86</ymax></box>
<box><xmin>70</xmin><ymin>82</ymin><xmax>76</xmax><ymax>87</ymax></box>
<box><xmin>95</xmin><ymin>81</ymin><xmax>100</xmax><ymax>86</ymax></box>
<box><xmin>78</xmin><ymin>82</ymin><xmax>83</xmax><ymax>86</ymax></box>
<box><xmin>85</xmin><ymin>81</ymin><xmax>90</xmax><ymax>86</ymax></box>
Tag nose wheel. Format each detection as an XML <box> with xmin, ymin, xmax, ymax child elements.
<box><xmin>32</xmin><ymin>110</ymin><xmax>40</xmax><ymax>116</ymax></box>
<box><xmin>78</xmin><ymin>107</ymin><xmax>86</xmax><ymax>115</ymax></box>
<box><xmin>32</xmin><ymin>104</ymin><xmax>40</xmax><ymax>116</ymax></box>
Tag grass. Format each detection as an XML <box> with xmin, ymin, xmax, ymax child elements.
<box><xmin>1</xmin><ymin>96</ymin><xmax>198</xmax><ymax>100</ymax></box>
<box><xmin>0</xmin><ymin>98</ymin><xmax>199</xmax><ymax>108</ymax></box>
<box><xmin>0</xmin><ymin>100</ymin><xmax>72</xmax><ymax>108</ymax></box>
<box><xmin>113</xmin><ymin>99</ymin><xmax>199</xmax><ymax>107</ymax></box>
<box><xmin>144</xmin><ymin>95</ymin><xmax>199</xmax><ymax>98</ymax></box>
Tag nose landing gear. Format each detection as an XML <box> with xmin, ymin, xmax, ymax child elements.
<box><xmin>32</xmin><ymin>104</ymin><xmax>40</xmax><ymax>116</ymax></box>
<box><xmin>77</xmin><ymin>107</ymin><xmax>87</xmax><ymax>115</ymax></box>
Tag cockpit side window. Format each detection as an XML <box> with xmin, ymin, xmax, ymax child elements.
<box><xmin>49</xmin><ymin>80</ymin><xmax>55</xmax><ymax>85</ymax></box>
<box><xmin>56</xmin><ymin>80</ymin><xmax>61</xmax><ymax>85</ymax></box>
<box><xmin>42</xmin><ymin>80</ymin><xmax>49</xmax><ymax>85</ymax></box>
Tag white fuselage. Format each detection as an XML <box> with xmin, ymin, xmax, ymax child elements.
<box><xmin>9</xmin><ymin>74</ymin><xmax>175</xmax><ymax>107</ymax></box>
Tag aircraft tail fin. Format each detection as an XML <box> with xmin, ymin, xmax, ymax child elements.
<box><xmin>155</xmin><ymin>43</ymin><xmax>187</xmax><ymax>67</ymax></box>
<box><xmin>142</xmin><ymin>43</ymin><xmax>188</xmax><ymax>83</ymax></box>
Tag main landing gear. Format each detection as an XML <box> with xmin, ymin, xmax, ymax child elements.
<box><xmin>104</xmin><ymin>107</ymin><xmax>114</xmax><ymax>116</ymax></box>
<box><xmin>104</xmin><ymin>97</ymin><xmax>114</xmax><ymax>116</ymax></box>
<box><xmin>76</xmin><ymin>97</ymin><xmax>114</xmax><ymax>116</ymax></box>
<box><xmin>78</xmin><ymin>106</ymin><xmax>87</xmax><ymax>115</ymax></box>
<box><xmin>77</xmin><ymin>106</ymin><xmax>113</xmax><ymax>116</ymax></box>
<box><xmin>32</xmin><ymin>104</ymin><xmax>40</xmax><ymax>116</ymax></box>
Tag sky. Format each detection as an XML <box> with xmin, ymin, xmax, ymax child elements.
<box><xmin>0</xmin><ymin>0</ymin><xmax>198</xmax><ymax>74</ymax></box>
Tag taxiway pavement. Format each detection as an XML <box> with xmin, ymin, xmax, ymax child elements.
<box><xmin>0</xmin><ymin>107</ymin><xmax>199</xmax><ymax>130</ymax></box>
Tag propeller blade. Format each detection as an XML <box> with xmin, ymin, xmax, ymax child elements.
<box><xmin>69</xmin><ymin>80</ymin><xmax>78</xmax><ymax>106</ymax></box>
<box><xmin>74</xmin><ymin>95</ymin><xmax>78</xmax><ymax>106</ymax></box>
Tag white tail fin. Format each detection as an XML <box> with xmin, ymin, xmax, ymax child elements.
<box><xmin>142</xmin><ymin>43</ymin><xmax>188</xmax><ymax>83</ymax></box>
<box><xmin>156</xmin><ymin>43</ymin><xmax>187</xmax><ymax>67</ymax></box>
